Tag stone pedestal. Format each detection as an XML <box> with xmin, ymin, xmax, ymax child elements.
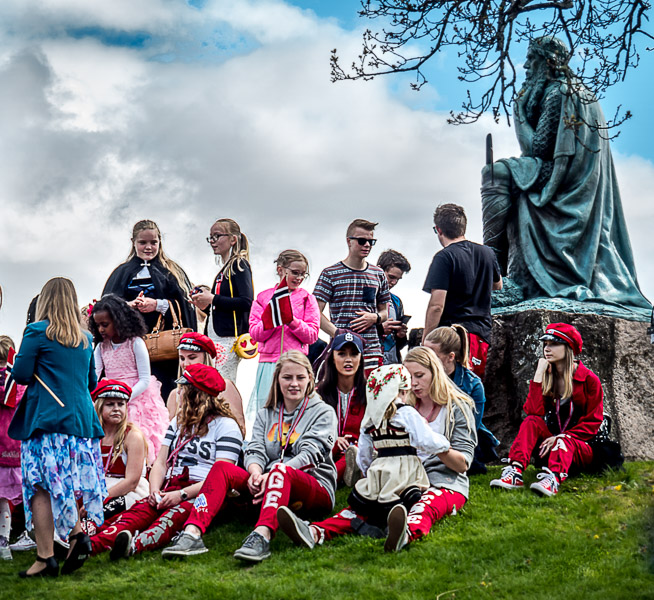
<box><xmin>485</xmin><ymin>310</ymin><xmax>654</xmax><ymax>461</ymax></box>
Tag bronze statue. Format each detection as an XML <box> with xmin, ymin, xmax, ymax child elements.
<box><xmin>481</xmin><ymin>36</ymin><xmax>650</xmax><ymax>316</ymax></box>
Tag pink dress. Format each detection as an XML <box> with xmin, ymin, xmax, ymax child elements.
<box><xmin>0</xmin><ymin>367</ymin><xmax>24</xmax><ymax>503</ymax></box>
<box><xmin>99</xmin><ymin>338</ymin><xmax>169</xmax><ymax>464</ymax></box>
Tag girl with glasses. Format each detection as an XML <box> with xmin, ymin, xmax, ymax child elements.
<box><xmin>246</xmin><ymin>250</ymin><xmax>320</xmax><ymax>423</ymax></box>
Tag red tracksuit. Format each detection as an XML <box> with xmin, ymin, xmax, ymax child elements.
<box><xmin>90</xmin><ymin>472</ymin><xmax>195</xmax><ymax>554</ymax></box>
<box><xmin>184</xmin><ymin>462</ymin><xmax>332</xmax><ymax>535</ymax></box>
<box><xmin>313</xmin><ymin>488</ymin><xmax>466</xmax><ymax>542</ymax></box>
<box><xmin>508</xmin><ymin>362</ymin><xmax>603</xmax><ymax>479</ymax></box>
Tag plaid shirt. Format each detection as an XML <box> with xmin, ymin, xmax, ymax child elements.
<box><xmin>313</xmin><ymin>262</ymin><xmax>390</xmax><ymax>358</ymax></box>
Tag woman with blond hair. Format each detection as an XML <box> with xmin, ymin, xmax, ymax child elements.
<box><xmin>278</xmin><ymin>346</ymin><xmax>476</xmax><ymax>553</ymax></box>
<box><xmin>424</xmin><ymin>325</ymin><xmax>499</xmax><ymax>474</ymax></box>
<box><xmin>9</xmin><ymin>278</ymin><xmax>106</xmax><ymax>577</ymax></box>
<box><xmin>102</xmin><ymin>219</ymin><xmax>197</xmax><ymax>396</ymax></box>
<box><xmin>190</xmin><ymin>218</ymin><xmax>254</xmax><ymax>382</ymax></box>
<box><xmin>163</xmin><ymin>350</ymin><xmax>337</xmax><ymax>563</ymax></box>
<box><xmin>490</xmin><ymin>323</ymin><xmax>603</xmax><ymax>497</ymax></box>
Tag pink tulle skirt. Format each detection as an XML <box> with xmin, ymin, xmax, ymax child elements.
<box><xmin>127</xmin><ymin>375</ymin><xmax>169</xmax><ymax>464</ymax></box>
<box><xmin>0</xmin><ymin>465</ymin><xmax>22</xmax><ymax>503</ymax></box>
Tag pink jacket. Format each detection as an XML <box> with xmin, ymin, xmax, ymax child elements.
<box><xmin>249</xmin><ymin>287</ymin><xmax>320</xmax><ymax>362</ymax></box>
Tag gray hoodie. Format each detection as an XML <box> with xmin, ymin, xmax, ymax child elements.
<box><xmin>422</xmin><ymin>402</ymin><xmax>477</xmax><ymax>499</ymax></box>
<box><xmin>244</xmin><ymin>393</ymin><xmax>338</xmax><ymax>507</ymax></box>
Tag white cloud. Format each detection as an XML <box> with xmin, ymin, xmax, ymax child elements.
<box><xmin>0</xmin><ymin>1</ymin><xmax>651</xmax><ymax>402</ymax></box>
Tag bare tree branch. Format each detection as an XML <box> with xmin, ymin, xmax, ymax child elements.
<box><xmin>331</xmin><ymin>0</ymin><xmax>652</xmax><ymax>133</ymax></box>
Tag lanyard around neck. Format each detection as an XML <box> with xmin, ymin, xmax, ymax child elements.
<box><xmin>278</xmin><ymin>395</ymin><xmax>310</xmax><ymax>460</ymax></box>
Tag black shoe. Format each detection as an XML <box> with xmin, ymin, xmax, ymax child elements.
<box><xmin>110</xmin><ymin>530</ymin><xmax>133</xmax><ymax>561</ymax></box>
<box><xmin>18</xmin><ymin>555</ymin><xmax>59</xmax><ymax>578</ymax></box>
<box><xmin>61</xmin><ymin>532</ymin><xmax>92</xmax><ymax>575</ymax></box>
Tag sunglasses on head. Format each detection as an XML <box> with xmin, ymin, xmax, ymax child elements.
<box><xmin>348</xmin><ymin>237</ymin><xmax>377</xmax><ymax>247</ymax></box>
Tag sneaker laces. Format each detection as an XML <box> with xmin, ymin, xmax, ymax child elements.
<box><xmin>500</xmin><ymin>463</ymin><xmax>522</xmax><ymax>479</ymax></box>
<box><xmin>535</xmin><ymin>467</ymin><xmax>559</xmax><ymax>491</ymax></box>
<box><xmin>241</xmin><ymin>532</ymin><xmax>264</xmax><ymax>549</ymax></box>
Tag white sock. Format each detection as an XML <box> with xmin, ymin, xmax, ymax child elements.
<box><xmin>0</xmin><ymin>499</ymin><xmax>11</xmax><ymax>541</ymax></box>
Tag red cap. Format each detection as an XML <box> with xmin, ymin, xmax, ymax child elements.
<box><xmin>177</xmin><ymin>332</ymin><xmax>217</xmax><ymax>358</ymax></box>
<box><xmin>91</xmin><ymin>379</ymin><xmax>133</xmax><ymax>402</ymax></box>
<box><xmin>540</xmin><ymin>323</ymin><xmax>583</xmax><ymax>355</ymax></box>
<box><xmin>175</xmin><ymin>363</ymin><xmax>226</xmax><ymax>396</ymax></box>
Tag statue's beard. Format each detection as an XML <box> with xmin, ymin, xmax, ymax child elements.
<box><xmin>522</xmin><ymin>74</ymin><xmax>549</xmax><ymax>126</ymax></box>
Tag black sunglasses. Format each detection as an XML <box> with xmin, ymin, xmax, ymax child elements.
<box><xmin>206</xmin><ymin>233</ymin><xmax>229</xmax><ymax>244</ymax></box>
<box><xmin>348</xmin><ymin>237</ymin><xmax>377</xmax><ymax>247</ymax></box>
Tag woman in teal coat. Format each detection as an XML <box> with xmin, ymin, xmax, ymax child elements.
<box><xmin>9</xmin><ymin>278</ymin><xmax>105</xmax><ymax>578</ymax></box>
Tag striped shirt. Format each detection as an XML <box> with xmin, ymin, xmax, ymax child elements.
<box><xmin>162</xmin><ymin>417</ymin><xmax>243</xmax><ymax>482</ymax></box>
<box><xmin>313</xmin><ymin>261</ymin><xmax>390</xmax><ymax>359</ymax></box>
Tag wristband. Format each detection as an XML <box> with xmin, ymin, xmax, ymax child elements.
<box><xmin>376</xmin><ymin>313</ymin><xmax>381</xmax><ymax>325</ymax></box>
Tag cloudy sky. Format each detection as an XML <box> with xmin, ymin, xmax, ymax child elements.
<box><xmin>1</xmin><ymin>1</ymin><xmax>653</xmax><ymax>395</ymax></box>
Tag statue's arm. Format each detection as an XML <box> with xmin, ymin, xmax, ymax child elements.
<box><xmin>530</xmin><ymin>86</ymin><xmax>563</xmax><ymax>192</ymax></box>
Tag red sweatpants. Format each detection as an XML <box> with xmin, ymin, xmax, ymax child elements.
<box><xmin>91</xmin><ymin>499</ymin><xmax>193</xmax><ymax>554</ymax></box>
<box><xmin>468</xmin><ymin>333</ymin><xmax>489</xmax><ymax>379</ymax></box>
<box><xmin>185</xmin><ymin>462</ymin><xmax>332</xmax><ymax>536</ymax></box>
<box><xmin>90</xmin><ymin>474</ymin><xmax>194</xmax><ymax>555</ymax></box>
<box><xmin>314</xmin><ymin>488</ymin><xmax>466</xmax><ymax>543</ymax></box>
<box><xmin>508</xmin><ymin>415</ymin><xmax>593</xmax><ymax>480</ymax></box>
<box><xmin>334</xmin><ymin>454</ymin><xmax>346</xmax><ymax>482</ymax></box>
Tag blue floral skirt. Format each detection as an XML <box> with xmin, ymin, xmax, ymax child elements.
<box><xmin>21</xmin><ymin>433</ymin><xmax>107</xmax><ymax>541</ymax></box>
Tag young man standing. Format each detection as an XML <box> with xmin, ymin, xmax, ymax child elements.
<box><xmin>314</xmin><ymin>219</ymin><xmax>390</xmax><ymax>376</ymax></box>
<box><xmin>422</xmin><ymin>204</ymin><xmax>502</xmax><ymax>378</ymax></box>
<box><xmin>377</xmin><ymin>249</ymin><xmax>411</xmax><ymax>365</ymax></box>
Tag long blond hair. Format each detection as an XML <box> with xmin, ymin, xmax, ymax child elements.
<box><xmin>36</xmin><ymin>278</ymin><xmax>88</xmax><ymax>348</ymax></box>
<box><xmin>424</xmin><ymin>324</ymin><xmax>470</xmax><ymax>368</ymax></box>
<box><xmin>94</xmin><ymin>397</ymin><xmax>148</xmax><ymax>468</ymax></box>
<box><xmin>177</xmin><ymin>385</ymin><xmax>245</xmax><ymax>439</ymax></box>
<box><xmin>265</xmin><ymin>351</ymin><xmax>316</xmax><ymax>410</ymax></box>
<box><xmin>127</xmin><ymin>220</ymin><xmax>192</xmax><ymax>294</ymax></box>
<box><xmin>404</xmin><ymin>347</ymin><xmax>474</xmax><ymax>436</ymax></box>
<box><xmin>0</xmin><ymin>335</ymin><xmax>15</xmax><ymax>362</ymax></box>
<box><xmin>542</xmin><ymin>344</ymin><xmax>576</xmax><ymax>399</ymax></box>
<box><xmin>213</xmin><ymin>218</ymin><xmax>250</xmax><ymax>275</ymax></box>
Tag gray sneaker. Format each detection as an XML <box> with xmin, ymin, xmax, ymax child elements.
<box><xmin>233</xmin><ymin>531</ymin><xmax>271</xmax><ymax>563</ymax></box>
<box><xmin>0</xmin><ymin>537</ymin><xmax>11</xmax><ymax>561</ymax></box>
<box><xmin>162</xmin><ymin>532</ymin><xmax>209</xmax><ymax>559</ymax></box>
<box><xmin>277</xmin><ymin>506</ymin><xmax>315</xmax><ymax>549</ymax></box>
<box><xmin>384</xmin><ymin>504</ymin><xmax>409</xmax><ymax>553</ymax></box>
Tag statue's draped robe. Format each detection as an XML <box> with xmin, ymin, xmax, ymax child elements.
<box><xmin>500</xmin><ymin>81</ymin><xmax>649</xmax><ymax>310</ymax></box>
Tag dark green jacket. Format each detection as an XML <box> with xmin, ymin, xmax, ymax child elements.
<box><xmin>9</xmin><ymin>321</ymin><xmax>103</xmax><ymax>441</ymax></box>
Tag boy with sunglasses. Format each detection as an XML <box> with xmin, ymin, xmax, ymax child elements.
<box><xmin>314</xmin><ymin>219</ymin><xmax>390</xmax><ymax>376</ymax></box>
<box><xmin>422</xmin><ymin>204</ymin><xmax>502</xmax><ymax>379</ymax></box>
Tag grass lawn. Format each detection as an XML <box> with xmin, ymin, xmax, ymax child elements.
<box><xmin>2</xmin><ymin>462</ymin><xmax>653</xmax><ymax>599</ymax></box>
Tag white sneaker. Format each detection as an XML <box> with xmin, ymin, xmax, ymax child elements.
<box><xmin>9</xmin><ymin>530</ymin><xmax>36</xmax><ymax>552</ymax></box>
<box><xmin>0</xmin><ymin>537</ymin><xmax>12</xmax><ymax>561</ymax></box>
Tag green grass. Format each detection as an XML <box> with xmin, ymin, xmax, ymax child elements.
<box><xmin>2</xmin><ymin>462</ymin><xmax>653</xmax><ymax>599</ymax></box>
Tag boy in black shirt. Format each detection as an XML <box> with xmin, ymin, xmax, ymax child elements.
<box><xmin>422</xmin><ymin>204</ymin><xmax>502</xmax><ymax>378</ymax></box>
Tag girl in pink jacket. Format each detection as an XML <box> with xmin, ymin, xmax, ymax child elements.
<box><xmin>246</xmin><ymin>250</ymin><xmax>320</xmax><ymax>422</ymax></box>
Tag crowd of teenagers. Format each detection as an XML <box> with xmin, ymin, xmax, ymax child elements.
<box><xmin>0</xmin><ymin>205</ymin><xmax>610</xmax><ymax>578</ymax></box>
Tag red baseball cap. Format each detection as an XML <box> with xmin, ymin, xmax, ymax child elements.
<box><xmin>175</xmin><ymin>363</ymin><xmax>226</xmax><ymax>396</ymax></box>
<box><xmin>177</xmin><ymin>332</ymin><xmax>217</xmax><ymax>358</ymax></box>
<box><xmin>539</xmin><ymin>323</ymin><xmax>583</xmax><ymax>355</ymax></box>
<box><xmin>91</xmin><ymin>379</ymin><xmax>133</xmax><ymax>402</ymax></box>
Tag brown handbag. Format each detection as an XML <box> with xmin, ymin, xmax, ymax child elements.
<box><xmin>143</xmin><ymin>300</ymin><xmax>193</xmax><ymax>362</ymax></box>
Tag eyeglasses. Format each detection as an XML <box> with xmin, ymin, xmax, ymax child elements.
<box><xmin>286</xmin><ymin>268</ymin><xmax>308</xmax><ymax>280</ymax></box>
<box><xmin>348</xmin><ymin>237</ymin><xmax>377</xmax><ymax>247</ymax></box>
<box><xmin>206</xmin><ymin>233</ymin><xmax>229</xmax><ymax>244</ymax></box>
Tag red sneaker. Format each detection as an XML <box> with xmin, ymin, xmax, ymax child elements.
<box><xmin>490</xmin><ymin>463</ymin><xmax>524</xmax><ymax>490</ymax></box>
<box><xmin>530</xmin><ymin>468</ymin><xmax>560</xmax><ymax>497</ymax></box>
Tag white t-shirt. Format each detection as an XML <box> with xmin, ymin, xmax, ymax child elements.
<box><xmin>162</xmin><ymin>416</ymin><xmax>243</xmax><ymax>482</ymax></box>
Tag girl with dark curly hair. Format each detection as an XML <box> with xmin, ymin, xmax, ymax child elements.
<box><xmin>90</xmin><ymin>295</ymin><xmax>169</xmax><ymax>465</ymax></box>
